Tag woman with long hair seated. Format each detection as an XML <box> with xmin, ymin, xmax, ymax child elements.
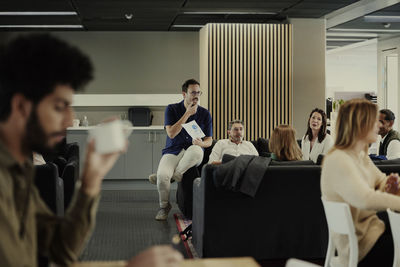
<box><xmin>268</xmin><ymin>125</ymin><xmax>302</xmax><ymax>161</ymax></box>
<box><xmin>301</xmin><ymin>108</ymin><xmax>333</xmax><ymax>163</ymax></box>
<box><xmin>321</xmin><ymin>99</ymin><xmax>400</xmax><ymax>267</ymax></box>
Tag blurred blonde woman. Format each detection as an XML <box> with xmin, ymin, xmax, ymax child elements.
<box><xmin>321</xmin><ymin>99</ymin><xmax>400</xmax><ymax>267</ymax></box>
<box><xmin>269</xmin><ymin>125</ymin><xmax>302</xmax><ymax>161</ymax></box>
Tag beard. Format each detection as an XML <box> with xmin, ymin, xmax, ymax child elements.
<box><xmin>231</xmin><ymin>135</ymin><xmax>243</xmax><ymax>142</ymax></box>
<box><xmin>23</xmin><ymin>108</ymin><xmax>64</xmax><ymax>160</ymax></box>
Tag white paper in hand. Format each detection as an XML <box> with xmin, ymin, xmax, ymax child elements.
<box><xmin>182</xmin><ymin>120</ymin><xmax>205</xmax><ymax>139</ymax></box>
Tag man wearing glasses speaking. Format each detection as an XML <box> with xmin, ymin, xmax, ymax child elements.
<box><xmin>149</xmin><ymin>79</ymin><xmax>213</xmax><ymax>220</ymax></box>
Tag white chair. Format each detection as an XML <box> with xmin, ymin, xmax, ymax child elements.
<box><xmin>321</xmin><ymin>198</ymin><xmax>358</xmax><ymax>267</ymax></box>
<box><xmin>387</xmin><ymin>208</ymin><xmax>400</xmax><ymax>267</ymax></box>
<box><xmin>285</xmin><ymin>258</ymin><xmax>321</xmax><ymax>267</ymax></box>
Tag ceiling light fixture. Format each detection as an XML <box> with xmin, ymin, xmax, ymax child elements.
<box><xmin>0</xmin><ymin>25</ymin><xmax>83</xmax><ymax>28</ymax></box>
<box><xmin>125</xmin><ymin>13</ymin><xmax>133</xmax><ymax>20</ymax></box>
<box><xmin>182</xmin><ymin>11</ymin><xmax>276</xmax><ymax>15</ymax></box>
<box><xmin>326</xmin><ymin>38</ymin><xmax>368</xmax><ymax>42</ymax></box>
<box><xmin>0</xmin><ymin>11</ymin><xmax>77</xmax><ymax>16</ymax></box>
<box><xmin>326</xmin><ymin>32</ymin><xmax>378</xmax><ymax>38</ymax></box>
<box><xmin>329</xmin><ymin>28</ymin><xmax>400</xmax><ymax>33</ymax></box>
<box><xmin>364</xmin><ymin>15</ymin><xmax>400</xmax><ymax>23</ymax></box>
<box><xmin>171</xmin><ymin>25</ymin><xmax>204</xmax><ymax>28</ymax></box>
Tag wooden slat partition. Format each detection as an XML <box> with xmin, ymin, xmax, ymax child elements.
<box><xmin>200</xmin><ymin>23</ymin><xmax>292</xmax><ymax>140</ymax></box>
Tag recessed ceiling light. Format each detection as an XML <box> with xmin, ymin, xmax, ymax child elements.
<box><xmin>182</xmin><ymin>11</ymin><xmax>276</xmax><ymax>15</ymax></box>
<box><xmin>0</xmin><ymin>25</ymin><xmax>83</xmax><ymax>28</ymax></box>
<box><xmin>0</xmin><ymin>11</ymin><xmax>77</xmax><ymax>16</ymax></box>
<box><xmin>125</xmin><ymin>13</ymin><xmax>133</xmax><ymax>20</ymax></box>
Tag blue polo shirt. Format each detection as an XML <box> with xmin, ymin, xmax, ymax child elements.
<box><xmin>162</xmin><ymin>101</ymin><xmax>213</xmax><ymax>155</ymax></box>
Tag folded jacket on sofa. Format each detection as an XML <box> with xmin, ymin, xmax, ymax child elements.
<box><xmin>213</xmin><ymin>155</ymin><xmax>271</xmax><ymax>197</ymax></box>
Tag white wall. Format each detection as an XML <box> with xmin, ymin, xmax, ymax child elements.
<box><xmin>3</xmin><ymin>32</ymin><xmax>199</xmax><ymax>94</ymax></box>
<box><xmin>291</xmin><ymin>18</ymin><xmax>326</xmax><ymax>138</ymax></box>
<box><xmin>54</xmin><ymin>32</ymin><xmax>199</xmax><ymax>94</ymax></box>
<box><xmin>2</xmin><ymin>32</ymin><xmax>198</xmax><ymax>125</ymax></box>
<box><xmin>326</xmin><ymin>41</ymin><xmax>377</xmax><ymax>99</ymax></box>
<box><xmin>377</xmin><ymin>36</ymin><xmax>400</xmax><ymax>109</ymax></box>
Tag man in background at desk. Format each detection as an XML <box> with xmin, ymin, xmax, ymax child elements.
<box><xmin>149</xmin><ymin>79</ymin><xmax>213</xmax><ymax>221</ymax></box>
<box><xmin>0</xmin><ymin>34</ymin><xmax>182</xmax><ymax>267</ymax></box>
<box><xmin>378</xmin><ymin>109</ymin><xmax>400</xmax><ymax>159</ymax></box>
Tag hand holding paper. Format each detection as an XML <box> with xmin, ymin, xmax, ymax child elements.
<box><xmin>182</xmin><ymin>120</ymin><xmax>205</xmax><ymax>139</ymax></box>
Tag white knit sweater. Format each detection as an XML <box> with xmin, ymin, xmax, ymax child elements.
<box><xmin>321</xmin><ymin>149</ymin><xmax>400</xmax><ymax>267</ymax></box>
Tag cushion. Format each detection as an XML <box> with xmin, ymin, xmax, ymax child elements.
<box><xmin>373</xmin><ymin>158</ymin><xmax>400</xmax><ymax>165</ymax></box>
<box><xmin>256</xmin><ymin>138</ymin><xmax>269</xmax><ymax>154</ymax></box>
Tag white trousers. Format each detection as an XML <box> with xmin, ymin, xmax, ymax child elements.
<box><xmin>156</xmin><ymin>145</ymin><xmax>203</xmax><ymax>208</ymax></box>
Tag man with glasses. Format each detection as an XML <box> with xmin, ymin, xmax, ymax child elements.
<box><xmin>149</xmin><ymin>79</ymin><xmax>212</xmax><ymax>220</ymax></box>
<box><xmin>378</xmin><ymin>109</ymin><xmax>400</xmax><ymax>159</ymax></box>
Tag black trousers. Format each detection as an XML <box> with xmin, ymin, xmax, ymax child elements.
<box><xmin>358</xmin><ymin>212</ymin><xmax>394</xmax><ymax>267</ymax></box>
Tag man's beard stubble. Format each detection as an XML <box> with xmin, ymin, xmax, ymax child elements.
<box><xmin>23</xmin><ymin>109</ymin><xmax>63</xmax><ymax>159</ymax></box>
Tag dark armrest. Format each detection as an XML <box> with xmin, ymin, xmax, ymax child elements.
<box><xmin>34</xmin><ymin>162</ymin><xmax>64</xmax><ymax>216</ymax></box>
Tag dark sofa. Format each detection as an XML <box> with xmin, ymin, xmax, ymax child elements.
<box><xmin>191</xmin><ymin>160</ymin><xmax>400</xmax><ymax>260</ymax></box>
<box><xmin>176</xmin><ymin>138</ymin><xmax>306</xmax><ymax>219</ymax></box>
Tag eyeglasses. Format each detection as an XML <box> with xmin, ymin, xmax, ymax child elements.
<box><xmin>189</xmin><ymin>91</ymin><xmax>202</xmax><ymax>96</ymax></box>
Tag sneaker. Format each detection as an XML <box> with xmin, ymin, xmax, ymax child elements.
<box><xmin>155</xmin><ymin>203</ymin><xmax>172</xmax><ymax>221</ymax></box>
<box><xmin>148</xmin><ymin>173</ymin><xmax>157</xmax><ymax>185</ymax></box>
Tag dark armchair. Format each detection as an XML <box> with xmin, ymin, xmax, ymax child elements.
<box><xmin>34</xmin><ymin>162</ymin><xmax>64</xmax><ymax>216</ymax></box>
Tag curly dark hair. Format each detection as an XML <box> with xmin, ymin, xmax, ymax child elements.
<box><xmin>304</xmin><ymin>108</ymin><xmax>327</xmax><ymax>143</ymax></box>
<box><xmin>0</xmin><ymin>34</ymin><xmax>93</xmax><ymax>121</ymax></box>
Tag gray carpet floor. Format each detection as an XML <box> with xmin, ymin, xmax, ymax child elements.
<box><xmin>79</xmin><ymin>189</ymin><xmax>185</xmax><ymax>261</ymax></box>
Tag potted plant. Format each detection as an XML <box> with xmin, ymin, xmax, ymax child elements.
<box><xmin>332</xmin><ymin>99</ymin><xmax>345</xmax><ymax>112</ymax></box>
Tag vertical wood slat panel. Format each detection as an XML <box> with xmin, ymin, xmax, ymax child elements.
<box><xmin>263</xmin><ymin>24</ymin><xmax>266</xmax><ymax>137</ymax></box>
<box><xmin>241</xmin><ymin>24</ymin><xmax>244</xmax><ymax>138</ymax></box>
<box><xmin>216</xmin><ymin>24</ymin><xmax>220</xmax><ymax>139</ymax></box>
<box><xmin>212</xmin><ymin>24</ymin><xmax>216</xmax><ymax>139</ymax></box>
<box><xmin>224</xmin><ymin>24</ymin><xmax>228</xmax><ymax>139</ymax></box>
<box><xmin>207</xmin><ymin>23</ymin><xmax>292</xmax><ymax>140</ymax></box>
<box><xmin>251</xmin><ymin>24</ymin><xmax>255</xmax><ymax>140</ymax></box>
<box><xmin>290</xmin><ymin>25</ymin><xmax>293</xmax><ymax>125</ymax></box>
<box><xmin>272</xmin><ymin>24</ymin><xmax>278</xmax><ymax>133</ymax></box>
<box><xmin>228</xmin><ymin>24</ymin><xmax>232</xmax><ymax>127</ymax></box>
<box><xmin>255</xmin><ymin>24</ymin><xmax>259</xmax><ymax>139</ymax></box>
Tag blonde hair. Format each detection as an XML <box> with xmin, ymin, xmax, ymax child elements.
<box><xmin>269</xmin><ymin>125</ymin><xmax>302</xmax><ymax>161</ymax></box>
<box><xmin>334</xmin><ymin>98</ymin><xmax>377</xmax><ymax>152</ymax></box>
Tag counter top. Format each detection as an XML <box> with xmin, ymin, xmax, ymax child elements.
<box><xmin>67</xmin><ymin>125</ymin><xmax>165</xmax><ymax>130</ymax></box>
<box><xmin>72</xmin><ymin>94</ymin><xmax>182</xmax><ymax>107</ymax></box>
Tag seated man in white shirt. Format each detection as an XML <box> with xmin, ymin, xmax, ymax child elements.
<box><xmin>378</xmin><ymin>109</ymin><xmax>400</xmax><ymax>159</ymax></box>
<box><xmin>208</xmin><ymin>120</ymin><xmax>258</xmax><ymax>164</ymax></box>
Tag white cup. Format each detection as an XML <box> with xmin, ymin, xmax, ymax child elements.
<box><xmin>72</xmin><ymin>119</ymin><xmax>80</xmax><ymax>127</ymax></box>
<box><xmin>89</xmin><ymin>120</ymin><xmax>133</xmax><ymax>154</ymax></box>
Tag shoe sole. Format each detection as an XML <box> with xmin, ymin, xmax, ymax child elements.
<box><xmin>155</xmin><ymin>205</ymin><xmax>171</xmax><ymax>221</ymax></box>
